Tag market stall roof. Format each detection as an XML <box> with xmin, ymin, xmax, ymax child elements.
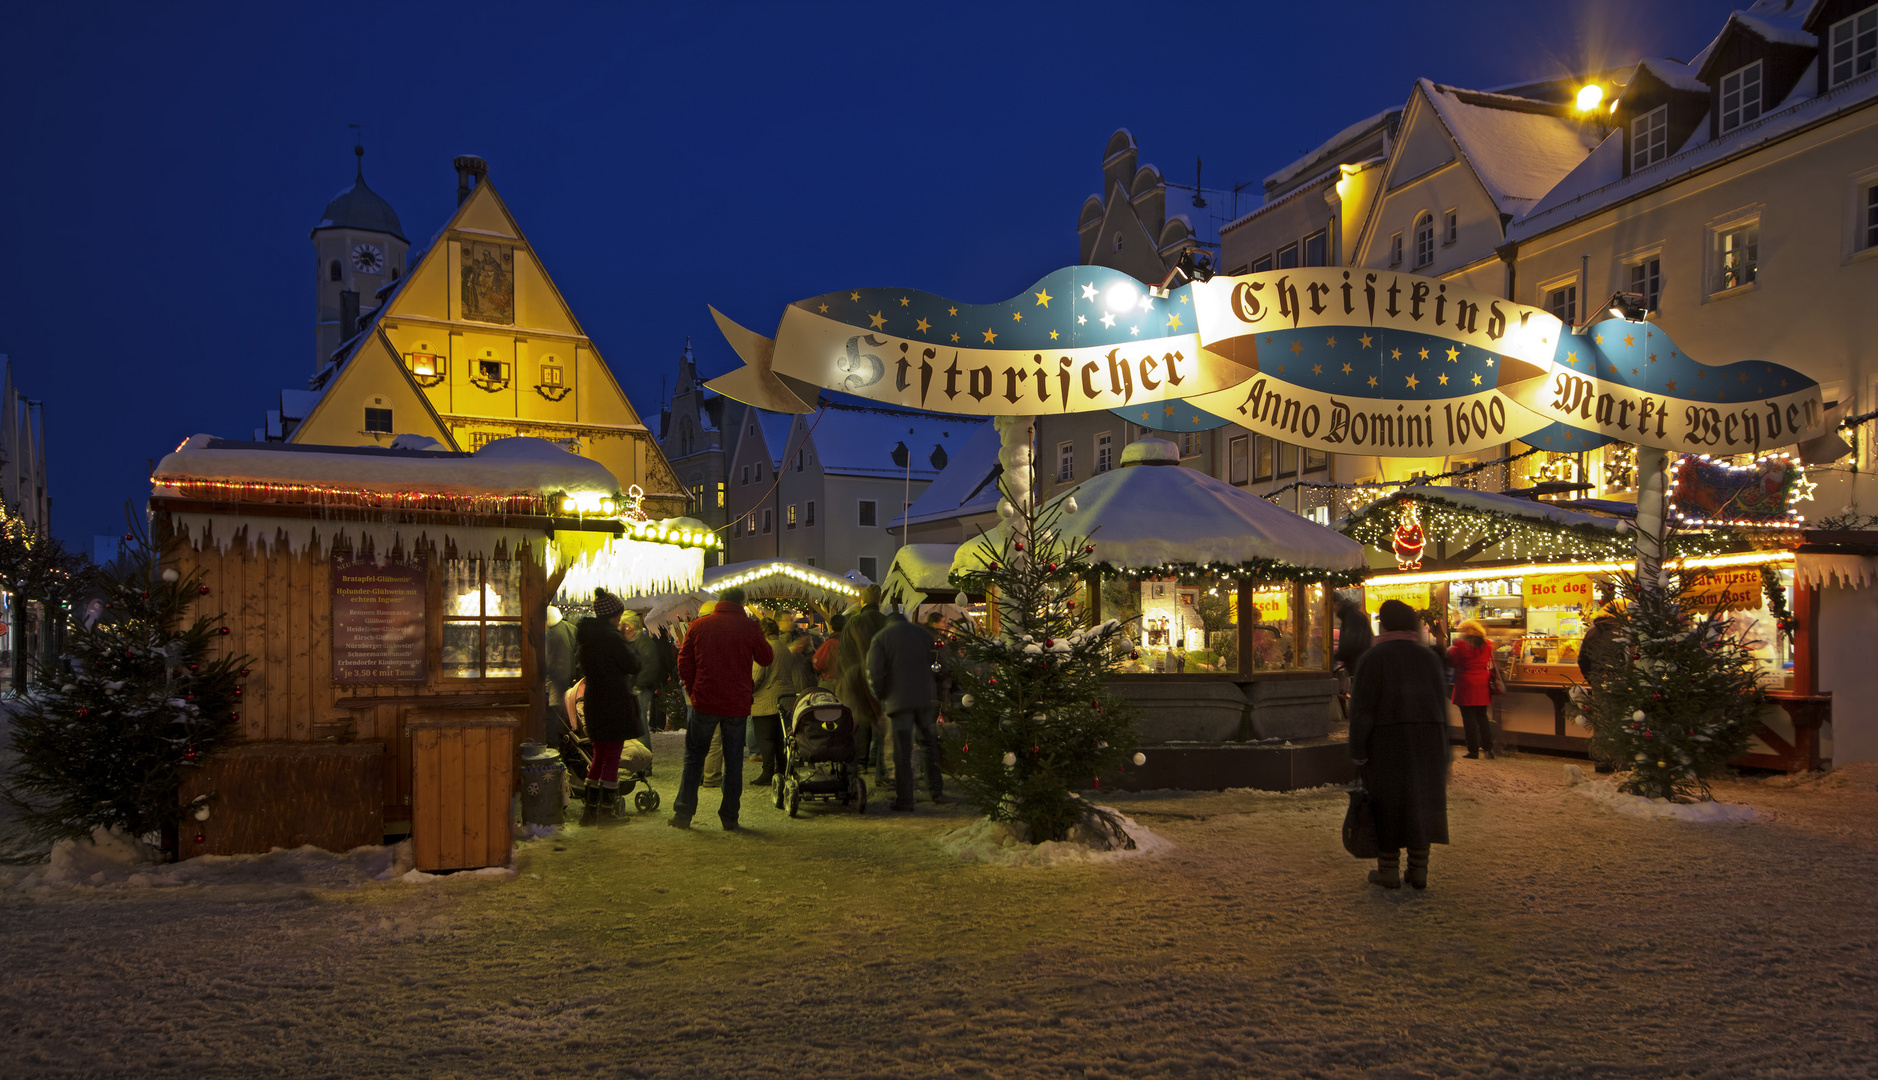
<box><xmin>702</xmin><ymin>559</ymin><xmax>863</xmax><ymax>608</ymax></box>
<box><xmin>951</xmin><ymin>439</ymin><xmax>1365</xmax><ymax>583</ymax></box>
<box><xmin>1335</xmin><ymin>485</ymin><xmax>1679</xmax><ymax>566</ymax></box>
<box><xmin>881</xmin><ymin>543</ymin><xmax>962</xmax><ymax>609</ymax></box>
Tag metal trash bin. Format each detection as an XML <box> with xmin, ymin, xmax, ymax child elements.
<box><xmin>407</xmin><ymin>710</ymin><xmax>518</xmax><ymax>872</ymax></box>
<box><xmin>518</xmin><ymin>742</ymin><xmax>566</xmax><ymax>827</ymax></box>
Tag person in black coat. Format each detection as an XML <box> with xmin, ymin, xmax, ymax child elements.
<box><xmin>1332</xmin><ymin>598</ymin><xmax>1373</xmax><ymax>720</ymax></box>
<box><xmin>576</xmin><ymin>589</ymin><xmax>643</xmax><ymax>824</ymax></box>
<box><xmin>1348</xmin><ymin>599</ymin><xmax>1451</xmax><ymax>890</ymax></box>
<box><xmin>866</xmin><ymin>608</ymin><xmax>955</xmax><ymax>811</ymax></box>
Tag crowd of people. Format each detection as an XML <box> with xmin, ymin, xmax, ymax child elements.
<box><xmin>543</xmin><ymin>583</ymin><xmax>966</xmax><ymax>830</ymax></box>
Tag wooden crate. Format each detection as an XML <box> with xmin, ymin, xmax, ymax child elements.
<box><xmin>407</xmin><ymin>711</ymin><xmax>517</xmax><ymax>872</ymax></box>
<box><xmin>177</xmin><ymin>742</ymin><xmax>384</xmax><ymax>858</ymax></box>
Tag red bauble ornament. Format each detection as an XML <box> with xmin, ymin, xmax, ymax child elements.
<box><xmin>219</xmin><ymin>627</ymin><xmax>230</xmax><ymax>635</ymax></box>
<box><xmin>240</xmin><ymin>668</ymin><xmax>249</xmax><ymax>676</ymax></box>
<box><xmin>1047</xmin><ymin>562</ymin><xmax>1059</xmax><ymax>572</ymax></box>
<box><xmin>76</xmin><ymin>708</ymin><xmax>89</xmax><ymax>718</ymax></box>
<box><xmin>1130</xmin><ymin>651</ymin><xmax>1140</xmax><ymax>659</ymax></box>
<box><xmin>1031</xmin><ymin>745</ymin><xmax>1039</xmax><ymax>754</ymax></box>
<box><xmin>199</xmin><ymin>586</ymin><xmax>211</xmax><ymax>595</ymax></box>
<box><xmin>1044</xmin><ymin>639</ymin><xmax>1054</xmax><ymax>647</ymax></box>
<box><xmin>1013</xmin><ymin>541</ymin><xmax>1024</xmax><ymax>551</ymax></box>
<box><xmin>962</xmin><ymin>745</ymin><xmax>970</xmax><ymax>753</ymax></box>
<box><xmin>1084</xmin><ymin>545</ymin><xmax>1095</xmax><ymax>554</ymax></box>
<box><xmin>188</xmin><ymin>664</ymin><xmax>198</xmax><ymax>671</ymax></box>
<box><xmin>194</xmin><ymin>833</ymin><xmax>205</xmax><ymax>844</ymax></box>
<box><xmin>231</xmin><ymin>712</ymin><xmax>240</xmax><ymax>721</ymax></box>
<box><xmin>186</xmin><ymin>694</ymin><xmax>195</xmax><ymax>701</ymax></box>
<box><xmin>988</xmin><ymin>562</ymin><xmax>999</xmax><ymax>572</ymax></box>
<box><xmin>140</xmin><ymin>592</ymin><xmax>149</xmax><ymax>599</ymax></box>
<box><xmin>233</xmin><ymin>688</ymin><xmax>243</xmax><ymax>697</ymax></box>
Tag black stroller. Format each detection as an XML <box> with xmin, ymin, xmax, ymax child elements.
<box><xmin>560</xmin><ymin>680</ymin><xmax>661</xmax><ymax>819</ymax></box>
<box><xmin>774</xmin><ymin>690</ymin><xmax>867</xmax><ymax>816</ymax></box>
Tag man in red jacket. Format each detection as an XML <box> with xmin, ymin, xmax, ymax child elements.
<box><xmin>673</xmin><ymin>587</ymin><xmax>774</xmax><ymax>830</ymax></box>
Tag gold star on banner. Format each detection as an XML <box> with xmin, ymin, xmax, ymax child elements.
<box><xmin>981</xmin><ymin>328</ymin><xmax>998</xmax><ymax>344</ymax></box>
<box><xmin>1367</xmin><ymin>375</ymin><xmax>1379</xmax><ymax>388</ymax></box>
<box><xmin>1139</xmin><ymin>412</ymin><xmax>1150</xmax><ymax>421</ymax></box>
<box><xmin>818</xmin><ymin>302</ymin><xmax>829</xmax><ymax>313</ymax></box>
<box><xmin>1311</xmin><ymin>364</ymin><xmax>1323</xmax><ymax>375</ymax></box>
<box><xmin>1566</xmin><ymin>351</ymin><xmax>1577</xmax><ymax>365</ymax></box>
<box><xmin>1445</xmin><ymin>347</ymin><xmax>1459</xmax><ymax>362</ymax></box>
<box><xmin>947</xmin><ymin>305</ymin><xmax>959</xmax><ymax>316</ymax></box>
<box><xmin>1624</xmin><ymin>334</ymin><xmax>1635</xmax><ymax>348</ymax></box>
<box><xmin>1405</xmin><ymin>374</ymin><xmax>1420</xmax><ymax>389</ymax></box>
<box><xmin>869</xmin><ymin>311</ymin><xmax>887</xmax><ymax>329</ymax></box>
<box><xmin>1167</xmin><ymin>314</ymin><xmax>1183</xmax><ymax>330</ymax></box>
<box><xmin>1049</xmin><ymin>330</ymin><xmax>1059</xmax><ymax>340</ymax></box>
<box><xmin>898</xmin><ymin>296</ymin><xmax>910</xmax><ymax>307</ymax></box>
<box><xmin>949</xmin><ymin>332</ymin><xmax>960</xmax><ymax>343</ymax></box>
<box><xmin>1191</xmin><ymin>416</ymin><xmax>1200</xmax><ymax>423</ymax></box>
<box><xmin>1277</xmin><ymin>365</ymin><xmax>1285</xmax><ymax>373</ymax></box>
<box><xmin>849</xmin><ymin>291</ymin><xmax>861</xmax><ymax>302</ymax></box>
<box><xmin>1665</xmin><ymin>380</ymin><xmax>1676</xmax><ymax>391</ymax></box>
<box><xmin>1359</xmin><ymin>333</ymin><xmax>1374</xmax><ymax>349</ymax></box>
<box><xmin>1081</xmin><ymin>284</ymin><xmax>1099</xmax><ymax>301</ymax></box>
<box><xmin>915</xmin><ymin>317</ymin><xmax>931</xmax><ymax>333</ymax></box>
<box><xmin>1327</xmin><ymin>335</ymin><xmax>1338</xmax><ymax>348</ymax></box>
<box><xmin>1648</xmin><ymin>353</ymin><xmax>1657</xmax><ymax>362</ymax></box>
<box><xmin>1697</xmin><ymin>369</ymin><xmax>1706</xmax><ymax>378</ymax></box>
<box><xmin>1012</xmin><ymin>312</ymin><xmax>1023</xmax><ymax>321</ymax></box>
<box><xmin>1034</xmin><ymin>289</ymin><xmax>1052</xmax><ymax>307</ymax></box>
<box><xmin>1391</xmin><ymin>348</ymin><xmax>1402</xmax><ymax>360</ymax></box>
<box><xmin>1631</xmin><ymin>368</ymin><xmax>1639</xmax><ymax>375</ymax></box>
<box><xmin>1290</xmin><ymin>340</ymin><xmax>1304</xmax><ymax>354</ymax></box>
<box><xmin>1471</xmin><ymin>373</ymin><xmax>1483</xmax><ymax>386</ymax></box>
<box><xmin>1418</xmin><ymin>347</ymin><xmax>1430</xmax><ymax>360</ymax></box>
<box><xmin>1595</xmin><ymin>334</ymin><xmax>1604</xmax><ymax>344</ymax></box>
<box><xmin>1738</xmin><ymin>373</ymin><xmax>1748</xmax><ymax>382</ymax></box>
<box><xmin>1180</xmin><ymin>294</ymin><xmax>1190</xmax><ymax>304</ymax></box>
<box><xmin>1438</xmin><ymin>373</ymin><xmax>1449</xmax><ymax>385</ymax></box>
<box><xmin>1164</xmin><ymin>405</ymin><xmax>1175</xmax><ymax>415</ymax></box>
<box><xmin>1341</xmin><ymin>363</ymin><xmax>1352</xmax><ymax>374</ymax></box>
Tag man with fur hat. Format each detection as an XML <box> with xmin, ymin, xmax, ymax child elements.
<box><xmin>673</xmin><ymin>587</ymin><xmax>773</xmax><ymax>830</ymax></box>
<box><xmin>576</xmin><ymin>589</ymin><xmax>643</xmax><ymax>824</ymax></box>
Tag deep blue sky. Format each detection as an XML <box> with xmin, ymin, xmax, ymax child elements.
<box><xmin>2</xmin><ymin>0</ymin><xmax>1743</xmax><ymax>549</ymax></box>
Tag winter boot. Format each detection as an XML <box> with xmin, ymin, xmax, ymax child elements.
<box><xmin>1406</xmin><ymin>847</ymin><xmax>1430</xmax><ymax>890</ymax></box>
<box><xmin>598</xmin><ymin>782</ymin><xmax>626</xmax><ymax>823</ymax></box>
<box><xmin>578</xmin><ymin>786</ymin><xmax>600</xmax><ymax>827</ymax></box>
<box><xmin>1368</xmin><ymin>851</ymin><xmax>1402</xmax><ymax>889</ymax></box>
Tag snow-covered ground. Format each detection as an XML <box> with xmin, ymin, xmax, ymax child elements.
<box><xmin>1</xmin><ymin>744</ymin><xmax>1875</xmax><ymax>1077</ymax></box>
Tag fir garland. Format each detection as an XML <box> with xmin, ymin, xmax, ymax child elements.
<box><xmin>1760</xmin><ymin>564</ymin><xmax>1796</xmax><ymax>639</ymax></box>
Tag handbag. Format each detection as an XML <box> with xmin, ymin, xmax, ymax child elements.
<box><xmin>1342</xmin><ymin>785</ymin><xmax>1380</xmax><ymax>859</ymax></box>
<box><xmin>1488</xmin><ymin>664</ymin><xmax>1507</xmax><ymax>697</ymax></box>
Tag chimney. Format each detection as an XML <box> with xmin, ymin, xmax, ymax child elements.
<box><xmin>339</xmin><ymin>290</ymin><xmax>360</xmax><ymax>340</ymax></box>
<box><xmin>453</xmin><ymin>155</ymin><xmax>488</xmax><ymax>205</ymax></box>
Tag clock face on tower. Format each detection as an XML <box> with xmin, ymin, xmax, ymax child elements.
<box><xmin>350</xmin><ymin>243</ymin><xmax>385</xmax><ymax>273</ymax></box>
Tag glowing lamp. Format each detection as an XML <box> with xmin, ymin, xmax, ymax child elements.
<box><xmin>1102</xmin><ymin>282</ymin><xmax>1139</xmax><ymax>314</ymax></box>
<box><xmin>1575</xmin><ymin>84</ymin><xmax>1604</xmax><ymax>111</ymax></box>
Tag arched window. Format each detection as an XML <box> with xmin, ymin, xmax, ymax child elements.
<box><xmin>329</xmin><ymin>259</ymin><xmax>343</xmax><ymax>282</ymax></box>
<box><xmin>1113</xmin><ymin>231</ymin><xmax>1123</xmax><ymax>252</ymax></box>
<box><xmin>1413</xmin><ymin>213</ymin><xmax>1435</xmax><ymax>268</ymax></box>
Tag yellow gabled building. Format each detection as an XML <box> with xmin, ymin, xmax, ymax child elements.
<box><xmin>274</xmin><ymin>153</ymin><xmax>685</xmax><ymax>518</ymax></box>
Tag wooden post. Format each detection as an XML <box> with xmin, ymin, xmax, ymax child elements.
<box><xmin>1290</xmin><ymin>582</ymin><xmax>1308</xmax><ymax>668</ymax></box>
<box><xmin>1794</xmin><ymin>579</ymin><xmax>1818</xmax><ymax>696</ymax></box>
<box><xmin>1322</xmin><ymin>587</ymin><xmax>1337</xmax><ymax>670</ymax></box>
<box><xmin>1236</xmin><ymin>578</ymin><xmax>1255</xmax><ymax>674</ymax></box>
<box><xmin>1086</xmin><ymin>570</ymin><xmax>1102</xmax><ymax>627</ymax></box>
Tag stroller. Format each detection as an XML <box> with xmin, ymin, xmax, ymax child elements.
<box><xmin>774</xmin><ymin>689</ymin><xmax>867</xmax><ymax>816</ymax></box>
<box><xmin>560</xmin><ymin>679</ymin><xmax>661</xmax><ymax>819</ymax></box>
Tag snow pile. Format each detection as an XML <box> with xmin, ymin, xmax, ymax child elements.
<box><xmin>8</xmin><ymin>828</ymin><xmax>517</xmax><ymax>896</ymax></box>
<box><xmin>1565</xmin><ymin>770</ymin><xmax>1761</xmax><ymax>823</ymax></box>
<box><xmin>937</xmin><ymin>809</ymin><xmax>1170</xmax><ymax>867</ymax></box>
<box><xmin>155</xmin><ymin>433</ymin><xmax>618</xmax><ymax>498</ymax></box>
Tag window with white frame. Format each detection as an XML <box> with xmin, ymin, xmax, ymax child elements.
<box><xmin>1179</xmin><ymin>431</ymin><xmax>1201</xmax><ymax>458</ymax></box>
<box><xmin>1276</xmin><ymin>442</ymin><xmax>1297</xmax><ymax>478</ymax></box>
<box><xmin>1632</xmin><ymin>105</ymin><xmax>1668</xmax><ymax>170</ymax></box>
<box><xmin>1302</xmin><ymin>231</ymin><xmax>1328</xmax><ymax>266</ymax></box>
<box><xmin>1228</xmin><ymin>434</ymin><xmax>1249</xmax><ymax>484</ymax></box>
<box><xmin>1716</xmin><ymin>222</ymin><xmax>1759</xmax><ymax>291</ymax></box>
<box><xmin>1720</xmin><ymin>61</ymin><xmax>1763</xmax><ymax>133</ymax></box>
<box><xmin>786</xmin><ymin>504</ymin><xmax>797</xmax><ymax>529</ymax></box>
<box><xmin>1389</xmin><ymin>233</ymin><xmax>1403</xmax><ymax>265</ymax></box>
<box><xmin>1443</xmin><ymin>210</ymin><xmax>1458</xmax><ymax>245</ymax></box>
<box><xmin>1863</xmin><ymin>180</ymin><xmax>1878</xmax><ymax>252</ymax></box>
<box><xmin>857</xmin><ymin>500</ymin><xmax>877</xmax><ymax>527</ymax></box>
<box><xmin>1628</xmin><ymin>257</ymin><xmax>1662</xmax><ymax>311</ymax></box>
<box><xmin>1546</xmin><ymin>284</ymin><xmax>1578</xmax><ymax>324</ymax></box>
<box><xmin>1830</xmin><ymin>5</ymin><xmax>1878</xmax><ymax>88</ymax></box>
<box><xmin>1057</xmin><ymin>441</ymin><xmax>1074</xmax><ymax>481</ymax></box>
<box><xmin>1413</xmin><ymin>213</ymin><xmax>1435</xmax><ymax>268</ymax></box>
<box><xmin>1095</xmin><ymin>431</ymin><xmax>1113</xmax><ymax>473</ymax></box>
<box><xmin>1251</xmin><ymin>254</ymin><xmax>1274</xmax><ymax>273</ymax></box>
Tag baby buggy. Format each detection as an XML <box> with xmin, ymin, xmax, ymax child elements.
<box><xmin>774</xmin><ymin>690</ymin><xmax>867</xmax><ymax>816</ymax></box>
<box><xmin>560</xmin><ymin>679</ymin><xmax>661</xmax><ymax>820</ymax></box>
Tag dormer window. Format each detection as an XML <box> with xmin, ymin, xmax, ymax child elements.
<box><xmin>1720</xmin><ymin>61</ymin><xmax>1763</xmax><ymax>133</ymax></box>
<box><xmin>1632</xmin><ymin>105</ymin><xmax>1668</xmax><ymax>170</ymax></box>
<box><xmin>1830</xmin><ymin>5</ymin><xmax>1878</xmax><ymax>88</ymax></box>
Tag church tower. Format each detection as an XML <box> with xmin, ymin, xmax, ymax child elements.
<box><xmin>312</xmin><ymin>145</ymin><xmax>409</xmax><ymax>369</ymax></box>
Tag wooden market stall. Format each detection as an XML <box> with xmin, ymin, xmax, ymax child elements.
<box><xmin>149</xmin><ymin>434</ymin><xmax>713</xmax><ymax>861</ymax></box>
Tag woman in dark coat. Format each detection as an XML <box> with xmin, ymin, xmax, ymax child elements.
<box><xmin>1349</xmin><ymin>599</ymin><xmax>1451</xmax><ymax>890</ymax></box>
<box><xmin>1332</xmin><ymin>598</ymin><xmax>1373</xmax><ymax>719</ymax></box>
<box><xmin>1447</xmin><ymin>618</ymin><xmax>1496</xmax><ymax>759</ymax></box>
<box><xmin>576</xmin><ymin>589</ymin><xmax>642</xmax><ymax>823</ymax></box>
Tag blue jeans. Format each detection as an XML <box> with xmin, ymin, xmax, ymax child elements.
<box><xmin>676</xmin><ymin>707</ymin><xmax>746</xmax><ymax>823</ymax></box>
<box><xmin>890</xmin><ymin>704</ymin><xmax>944</xmax><ymax>808</ymax></box>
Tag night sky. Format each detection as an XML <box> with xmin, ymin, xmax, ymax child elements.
<box><xmin>2</xmin><ymin>0</ymin><xmax>1740</xmax><ymax>550</ymax></box>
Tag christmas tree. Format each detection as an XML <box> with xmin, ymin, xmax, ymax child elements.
<box><xmin>4</xmin><ymin>525</ymin><xmax>247</xmax><ymax>849</ymax></box>
<box><xmin>946</xmin><ymin>479</ymin><xmax>1140</xmax><ymax>846</ymax></box>
<box><xmin>1569</xmin><ymin>568</ymin><xmax>1767</xmax><ymax>802</ymax></box>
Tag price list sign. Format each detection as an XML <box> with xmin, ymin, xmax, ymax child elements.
<box><xmin>332</xmin><ymin>561</ymin><xmax>428</xmax><ymax>684</ymax></box>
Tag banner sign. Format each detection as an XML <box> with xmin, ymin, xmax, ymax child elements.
<box><xmin>332</xmin><ymin>559</ymin><xmax>427</xmax><ymax>684</ymax></box>
<box><xmin>1364</xmin><ymin>580</ymin><xmax>1430</xmax><ymax>615</ymax></box>
<box><xmin>1526</xmin><ymin>573</ymin><xmax>1597</xmax><ymax>608</ymax></box>
<box><xmin>1230</xmin><ymin>588</ymin><xmax>1291</xmax><ymax>625</ymax></box>
<box><xmin>1682</xmin><ymin>566</ymin><xmax>1764</xmax><ymax>612</ymax></box>
<box><xmin>709</xmin><ymin>267</ymin><xmax>1826</xmax><ymax>459</ymax></box>
<box><xmin>1668</xmin><ymin>455</ymin><xmax>1810</xmax><ymax>527</ymax></box>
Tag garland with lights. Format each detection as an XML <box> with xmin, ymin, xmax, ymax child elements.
<box><xmin>4</xmin><ymin>519</ymin><xmax>250</xmax><ymax>854</ymax></box>
<box><xmin>1667</xmin><ymin>454</ymin><xmax>1812</xmax><ymax>528</ymax></box>
<box><xmin>944</xmin><ymin>481</ymin><xmax>1141</xmax><ymax>847</ymax></box>
<box><xmin>1760</xmin><ymin>564</ymin><xmax>1796</xmax><ymax>640</ymax></box>
<box><xmin>1341</xmin><ymin>487</ymin><xmax>1744</xmax><ymax>565</ymax></box>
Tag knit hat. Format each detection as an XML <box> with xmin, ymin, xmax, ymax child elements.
<box><xmin>593</xmin><ymin>589</ymin><xmax>625</xmax><ymax>618</ymax></box>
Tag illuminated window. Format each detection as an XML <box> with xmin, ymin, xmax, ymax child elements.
<box><xmin>786</xmin><ymin>504</ymin><xmax>798</xmax><ymax>529</ymax></box>
<box><xmin>715</xmin><ymin>481</ymin><xmax>726</xmax><ymax>508</ymax></box>
<box><xmin>406</xmin><ymin>351</ymin><xmax>444</xmax><ymax>380</ymax></box>
<box><xmin>1631</xmin><ymin>105</ymin><xmax>1668</xmax><ymax>170</ymax></box>
<box><xmin>364</xmin><ymin>408</ymin><xmax>393</xmax><ymax>433</ymax></box>
<box><xmin>1095</xmin><ymin>432</ymin><xmax>1113</xmax><ymax>473</ymax></box>
<box><xmin>858</xmin><ymin>500</ymin><xmax>878</xmax><ymax>527</ymax></box>
<box><xmin>1717</xmin><ymin>223</ymin><xmax>1759</xmax><ymax>291</ymax></box>
<box><xmin>1179</xmin><ymin>432</ymin><xmax>1202</xmax><ymax>458</ymax></box>
<box><xmin>472</xmin><ymin>358</ymin><xmax>510</xmax><ymax>389</ymax></box>
<box><xmin>1720</xmin><ymin>61</ymin><xmax>1762</xmax><ymax>133</ymax></box>
<box><xmin>1276</xmin><ymin>441</ymin><xmax>1297</xmax><ymax>478</ymax></box>
<box><xmin>1413</xmin><ymin>212</ymin><xmax>1435</xmax><ymax>268</ymax></box>
<box><xmin>1830</xmin><ymin>5</ymin><xmax>1878</xmax><ymax>88</ymax></box>
<box><xmin>540</xmin><ymin>364</ymin><xmax>563</xmax><ymax>386</ymax></box>
<box><xmin>442</xmin><ymin>558</ymin><xmax>523</xmax><ymax>680</ymax></box>
<box><xmin>1254</xmin><ymin>436</ymin><xmax>1273</xmax><ymax>482</ymax></box>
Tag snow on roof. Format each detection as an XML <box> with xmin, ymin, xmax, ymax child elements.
<box><xmin>279</xmin><ymin>389</ymin><xmax>324</xmax><ymax>420</ymax></box>
<box><xmin>1518</xmin><ymin>129</ymin><xmax>1625</xmax><ymax>221</ymax></box>
<box><xmin>154</xmin><ymin>434</ymin><xmax>619</xmax><ymax>498</ymax></box>
<box><xmin>807</xmin><ymin>402</ymin><xmax>987</xmax><ymax>479</ymax></box>
<box><xmin>889</xmin><ymin>421</ymin><xmax>1003</xmax><ymax>529</ymax></box>
<box><xmin>703</xmin><ymin>558</ymin><xmax>863</xmax><ymax>606</ymax></box>
<box><xmin>1734</xmin><ymin>9</ymin><xmax>1817</xmax><ymax>47</ymax></box>
<box><xmin>1221</xmin><ymin>164</ymin><xmax>1344</xmax><ymax>235</ymax></box>
<box><xmin>1510</xmin><ymin>67</ymin><xmax>1878</xmax><ymax>241</ymax></box>
<box><xmin>1262</xmin><ymin>109</ymin><xmax>1398</xmax><ymax>191</ymax></box>
<box><xmin>1634</xmin><ymin>57</ymin><xmax>1709</xmax><ymax>94</ymax></box>
<box><xmin>1421</xmin><ymin>80</ymin><xmax>1602</xmax><ymax>217</ymax></box>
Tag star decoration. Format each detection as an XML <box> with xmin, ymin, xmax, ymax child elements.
<box><xmin>1012</xmin><ymin>312</ymin><xmax>1023</xmax><ymax>322</ymax></box>
<box><xmin>949</xmin><ymin>333</ymin><xmax>960</xmax><ymax>343</ymax></box>
<box><xmin>1080</xmin><ymin>284</ymin><xmax>1099</xmax><ymax>301</ymax></box>
<box><xmin>1167</xmin><ymin>314</ymin><xmax>1184</xmax><ymax>330</ymax></box>
<box><xmin>1137</xmin><ymin>295</ymin><xmax>1155</xmax><ymax>312</ymax></box>
<box><xmin>1484</xmin><ymin>356</ymin><xmax>1495</xmax><ymax>366</ymax></box>
<box><xmin>1367</xmin><ymin>376</ymin><xmax>1379</xmax><ymax>388</ymax></box>
<box><xmin>1327</xmin><ymin>335</ymin><xmax>1338</xmax><ymax>348</ymax></box>
<box><xmin>1341</xmin><ymin>363</ymin><xmax>1352</xmax><ymax>374</ymax></box>
<box><xmin>1180</xmin><ymin>294</ymin><xmax>1190</xmax><ymax>304</ymax></box>
<box><xmin>1566</xmin><ymin>351</ymin><xmax>1577</xmax><ymax>365</ymax></box>
<box><xmin>1793</xmin><ymin>475</ymin><xmax>1818</xmax><ymax>502</ymax></box>
<box><xmin>1445</xmin><ymin>347</ymin><xmax>1459</xmax><ymax>362</ymax></box>
<box><xmin>915</xmin><ymin>317</ymin><xmax>931</xmax><ymax>333</ymax></box>
<box><xmin>947</xmin><ymin>305</ymin><xmax>959</xmax><ymax>316</ymax></box>
<box><xmin>1290</xmin><ymin>341</ymin><xmax>1304</xmax><ymax>354</ymax></box>
<box><xmin>1390</xmin><ymin>348</ymin><xmax>1402</xmax><ymax>360</ymax></box>
<box><xmin>1100</xmin><ymin>312</ymin><xmax>1117</xmax><ymax>329</ymax></box>
<box><xmin>1471</xmin><ymin>373</ymin><xmax>1483</xmax><ymax>386</ymax></box>
<box><xmin>818</xmin><ymin>302</ymin><xmax>829</xmax><ymax>313</ymax></box>
<box><xmin>1359</xmin><ymin>333</ymin><xmax>1374</xmax><ymax>349</ymax></box>
<box><xmin>1035</xmin><ymin>288</ymin><xmax>1053</xmax><ymax>307</ymax></box>
<box><xmin>1311</xmin><ymin>364</ymin><xmax>1323</xmax><ymax>375</ymax></box>
<box><xmin>1077</xmin><ymin>315</ymin><xmax>1087</xmax><ymax>325</ymax></box>
<box><xmin>869</xmin><ymin>311</ymin><xmax>887</xmax><ymax>329</ymax></box>
<box><xmin>1648</xmin><ymin>353</ymin><xmax>1657</xmax><ymax>362</ymax></box>
<box><xmin>1163</xmin><ymin>405</ymin><xmax>1175</xmax><ymax>415</ymax></box>
<box><xmin>1437</xmin><ymin>373</ymin><xmax>1449</xmax><ymax>385</ymax></box>
<box><xmin>1624</xmin><ymin>334</ymin><xmax>1635</xmax><ymax>347</ymax></box>
<box><xmin>981</xmin><ymin>328</ymin><xmax>998</xmax><ymax>344</ymax></box>
<box><xmin>1418</xmin><ymin>347</ymin><xmax>1430</xmax><ymax>360</ymax></box>
<box><xmin>1049</xmin><ymin>330</ymin><xmax>1059</xmax><ymax>340</ymax></box>
<box><xmin>1405</xmin><ymin>374</ymin><xmax>1420</xmax><ymax>389</ymax></box>
<box><xmin>1595</xmin><ymin>334</ymin><xmax>1604</xmax><ymax>344</ymax></box>
<box><xmin>1665</xmin><ymin>380</ymin><xmax>1676</xmax><ymax>391</ymax></box>
<box><xmin>1130</xmin><ymin>325</ymin><xmax>1140</xmax><ymax>335</ymax></box>
<box><xmin>849</xmin><ymin>291</ymin><xmax>861</xmax><ymax>301</ymax></box>
<box><xmin>898</xmin><ymin>296</ymin><xmax>910</xmax><ymax>307</ymax></box>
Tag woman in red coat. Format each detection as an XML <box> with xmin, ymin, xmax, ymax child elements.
<box><xmin>1446</xmin><ymin>619</ymin><xmax>1496</xmax><ymax>759</ymax></box>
